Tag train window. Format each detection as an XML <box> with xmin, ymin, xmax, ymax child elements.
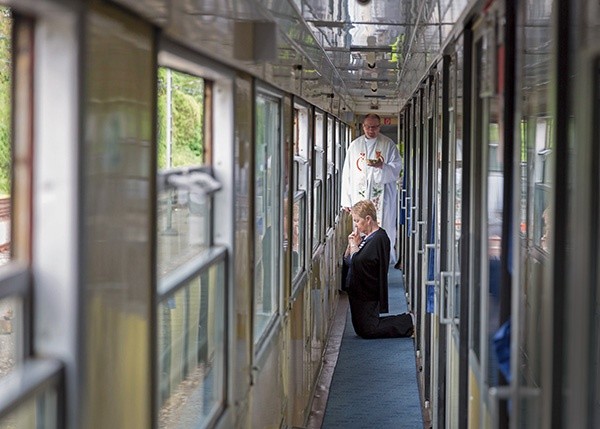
<box><xmin>519</xmin><ymin>119</ymin><xmax>528</xmax><ymax>237</ymax></box>
<box><xmin>158</xmin><ymin>259</ymin><xmax>226</xmax><ymax>427</ymax></box>
<box><xmin>0</xmin><ymin>6</ymin><xmax>15</xmax><ymax>381</ymax></box>
<box><xmin>469</xmin><ymin>14</ymin><xmax>507</xmax><ymax>398</ymax></box>
<box><xmin>293</xmin><ymin>105</ymin><xmax>310</xmax><ymax>191</ymax></box>
<box><xmin>157</xmin><ymin>68</ymin><xmax>206</xmax><ymax>166</ymax></box>
<box><xmin>486</xmin><ymin>97</ymin><xmax>503</xmax><ymax>387</ymax></box>
<box><xmin>156</xmin><ymin>64</ymin><xmax>226</xmax><ymax>427</ymax></box>
<box><xmin>291</xmin><ymin>194</ymin><xmax>305</xmax><ymax>281</ymax></box>
<box><xmin>336</xmin><ymin>122</ymin><xmax>343</xmax><ymax>215</ymax></box>
<box><xmin>313</xmin><ymin>112</ymin><xmax>325</xmax><ymax>249</ymax></box>
<box><xmin>312</xmin><ymin>181</ymin><xmax>323</xmax><ymax>252</ymax></box>
<box><xmin>326</xmin><ymin>116</ymin><xmax>335</xmax><ymax>229</ymax></box>
<box><xmin>333</xmin><ymin>119</ymin><xmax>341</xmax><ymax>223</ymax></box>
<box><xmin>327</xmin><ymin>115</ymin><xmax>335</xmax><ymax>166</ymax></box>
<box><xmin>515</xmin><ymin>3</ymin><xmax>553</xmax><ymax>424</ymax></box>
<box><xmin>336</xmin><ymin>123</ymin><xmax>341</xmax><ymax>206</ymax></box>
<box><xmin>0</xmin><ymin>6</ymin><xmax>66</xmax><ymax>427</ymax></box>
<box><xmin>157</xmin><ymin>68</ymin><xmax>211</xmax><ymax>267</ymax></box>
<box><xmin>533</xmin><ymin>119</ymin><xmax>553</xmax><ymax>251</ymax></box>
<box><xmin>254</xmin><ymin>91</ymin><xmax>281</xmax><ymax>343</ymax></box>
<box><xmin>454</xmin><ymin>49</ymin><xmax>464</xmax><ymax>244</ymax></box>
<box><xmin>0</xmin><ymin>381</ymin><xmax>60</xmax><ymax>427</ymax></box>
<box><xmin>452</xmin><ymin>47</ymin><xmax>463</xmax><ymax>323</ymax></box>
<box><xmin>470</xmin><ymin>34</ymin><xmax>486</xmax><ymax>363</ymax></box>
<box><xmin>0</xmin><ymin>8</ymin><xmax>10</xmax><ymax>269</ymax></box>
<box><xmin>292</xmin><ymin>104</ymin><xmax>309</xmax><ymax>285</ymax></box>
<box><xmin>326</xmin><ymin>172</ymin><xmax>333</xmax><ymax>230</ymax></box>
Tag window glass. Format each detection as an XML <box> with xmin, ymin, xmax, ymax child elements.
<box><xmin>0</xmin><ymin>296</ymin><xmax>20</xmax><ymax>377</ymax></box>
<box><xmin>326</xmin><ymin>116</ymin><xmax>334</xmax><ymax>167</ymax></box>
<box><xmin>326</xmin><ymin>116</ymin><xmax>334</xmax><ymax>232</ymax></box>
<box><xmin>314</xmin><ymin>113</ymin><xmax>324</xmax><ymax>181</ymax></box>
<box><xmin>156</xmin><ymin>65</ymin><xmax>225</xmax><ymax>427</ymax></box>
<box><xmin>157</xmin><ymin>68</ymin><xmax>209</xmax><ymax>274</ymax></box>
<box><xmin>470</xmin><ymin>36</ymin><xmax>485</xmax><ymax>360</ymax></box>
<box><xmin>291</xmin><ymin>194</ymin><xmax>305</xmax><ymax>280</ymax></box>
<box><xmin>517</xmin><ymin>2</ymin><xmax>553</xmax><ymax>418</ymax></box>
<box><xmin>0</xmin><ymin>387</ymin><xmax>58</xmax><ymax>429</ymax></box>
<box><xmin>0</xmin><ymin>7</ymin><xmax>19</xmax><ymax>383</ymax></box>
<box><xmin>472</xmin><ymin>19</ymin><xmax>506</xmax><ymax>391</ymax></box>
<box><xmin>452</xmin><ymin>46</ymin><xmax>463</xmax><ymax>319</ymax></box>
<box><xmin>293</xmin><ymin>106</ymin><xmax>309</xmax><ymax>192</ymax></box>
<box><xmin>312</xmin><ymin>181</ymin><xmax>322</xmax><ymax>251</ymax></box>
<box><xmin>292</xmin><ymin>105</ymin><xmax>308</xmax><ymax>288</ymax></box>
<box><xmin>254</xmin><ymin>93</ymin><xmax>280</xmax><ymax>342</ymax></box>
<box><xmin>532</xmin><ymin>119</ymin><xmax>552</xmax><ymax>251</ymax></box>
<box><xmin>313</xmin><ymin>112</ymin><xmax>324</xmax><ymax>248</ymax></box>
<box><xmin>0</xmin><ymin>9</ymin><xmax>10</xmax><ymax>268</ymax></box>
<box><xmin>158</xmin><ymin>261</ymin><xmax>226</xmax><ymax>428</ymax></box>
<box><xmin>487</xmin><ymin>98</ymin><xmax>503</xmax><ymax>386</ymax></box>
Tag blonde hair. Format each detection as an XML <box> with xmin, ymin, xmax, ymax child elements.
<box><xmin>352</xmin><ymin>200</ymin><xmax>378</xmax><ymax>224</ymax></box>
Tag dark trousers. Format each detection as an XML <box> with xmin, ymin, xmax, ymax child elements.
<box><xmin>348</xmin><ymin>297</ymin><xmax>413</xmax><ymax>339</ymax></box>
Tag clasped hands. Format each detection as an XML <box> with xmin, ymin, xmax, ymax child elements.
<box><xmin>346</xmin><ymin>229</ymin><xmax>362</xmax><ymax>256</ymax></box>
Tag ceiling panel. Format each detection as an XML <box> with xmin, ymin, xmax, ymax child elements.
<box><xmin>110</xmin><ymin>0</ymin><xmax>469</xmax><ymax>116</ymax></box>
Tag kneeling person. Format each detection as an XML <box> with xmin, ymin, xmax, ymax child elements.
<box><xmin>344</xmin><ymin>200</ymin><xmax>413</xmax><ymax>339</ymax></box>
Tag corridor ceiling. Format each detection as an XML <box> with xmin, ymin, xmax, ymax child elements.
<box><xmin>113</xmin><ymin>0</ymin><xmax>470</xmax><ymax>117</ymax></box>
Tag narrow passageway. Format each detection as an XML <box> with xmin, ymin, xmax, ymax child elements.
<box><xmin>308</xmin><ymin>269</ymin><xmax>423</xmax><ymax>428</ymax></box>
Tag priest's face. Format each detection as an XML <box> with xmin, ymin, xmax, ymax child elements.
<box><xmin>362</xmin><ymin>118</ymin><xmax>381</xmax><ymax>139</ymax></box>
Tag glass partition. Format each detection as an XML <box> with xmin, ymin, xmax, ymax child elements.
<box><xmin>158</xmin><ymin>259</ymin><xmax>226</xmax><ymax>428</ymax></box>
<box><xmin>156</xmin><ymin>65</ymin><xmax>226</xmax><ymax>427</ymax></box>
<box><xmin>253</xmin><ymin>92</ymin><xmax>281</xmax><ymax>343</ymax></box>
<box><xmin>292</xmin><ymin>193</ymin><xmax>305</xmax><ymax>281</ymax></box>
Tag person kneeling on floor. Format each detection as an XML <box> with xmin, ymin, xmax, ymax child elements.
<box><xmin>344</xmin><ymin>200</ymin><xmax>414</xmax><ymax>339</ymax></box>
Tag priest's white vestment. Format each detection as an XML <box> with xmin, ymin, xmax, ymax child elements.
<box><xmin>341</xmin><ymin>133</ymin><xmax>402</xmax><ymax>263</ymax></box>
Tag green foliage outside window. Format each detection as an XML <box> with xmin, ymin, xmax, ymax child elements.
<box><xmin>0</xmin><ymin>14</ymin><xmax>208</xmax><ymax>190</ymax></box>
<box><xmin>157</xmin><ymin>67</ymin><xmax>205</xmax><ymax>169</ymax></box>
<box><xmin>0</xmin><ymin>8</ymin><xmax>11</xmax><ymax>196</ymax></box>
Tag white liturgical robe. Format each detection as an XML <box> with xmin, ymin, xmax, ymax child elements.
<box><xmin>341</xmin><ymin>133</ymin><xmax>402</xmax><ymax>263</ymax></box>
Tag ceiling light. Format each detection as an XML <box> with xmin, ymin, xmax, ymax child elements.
<box><xmin>366</xmin><ymin>52</ymin><xmax>376</xmax><ymax>69</ymax></box>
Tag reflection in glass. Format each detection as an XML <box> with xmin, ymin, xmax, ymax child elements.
<box><xmin>158</xmin><ymin>262</ymin><xmax>225</xmax><ymax>428</ymax></box>
<box><xmin>534</xmin><ymin>184</ymin><xmax>550</xmax><ymax>251</ymax></box>
<box><xmin>0</xmin><ymin>388</ymin><xmax>58</xmax><ymax>429</ymax></box>
<box><xmin>254</xmin><ymin>94</ymin><xmax>280</xmax><ymax>342</ymax></box>
<box><xmin>0</xmin><ymin>296</ymin><xmax>20</xmax><ymax>379</ymax></box>
<box><xmin>157</xmin><ymin>67</ymin><xmax>204</xmax><ymax>169</ymax></box>
<box><xmin>292</xmin><ymin>195</ymin><xmax>305</xmax><ymax>280</ymax></box>
<box><xmin>314</xmin><ymin>114</ymin><xmax>324</xmax><ymax>181</ymax></box>
<box><xmin>157</xmin><ymin>186</ymin><xmax>212</xmax><ymax>275</ymax></box>
<box><xmin>487</xmin><ymin>92</ymin><xmax>503</xmax><ymax>388</ymax></box>
<box><xmin>513</xmin><ymin>0</ymin><xmax>555</xmax><ymax>418</ymax></box>
<box><xmin>0</xmin><ymin>8</ymin><xmax>12</xmax><ymax>268</ymax></box>
<box><xmin>156</xmin><ymin>67</ymin><xmax>207</xmax><ymax>276</ymax></box>
<box><xmin>313</xmin><ymin>182</ymin><xmax>322</xmax><ymax>250</ymax></box>
<box><xmin>516</xmin><ymin>1</ymin><xmax>553</xmax><ymax>425</ymax></box>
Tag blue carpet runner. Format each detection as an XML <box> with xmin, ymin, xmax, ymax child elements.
<box><xmin>320</xmin><ymin>269</ymin><xmax>423</xmax><ymax>428</ymax></box>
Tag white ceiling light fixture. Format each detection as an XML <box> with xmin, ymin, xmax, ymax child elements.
<box><xmin>366</xmin><ymin>51</ymin><xmax>376</xmax><ymax>69</ymax></box>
